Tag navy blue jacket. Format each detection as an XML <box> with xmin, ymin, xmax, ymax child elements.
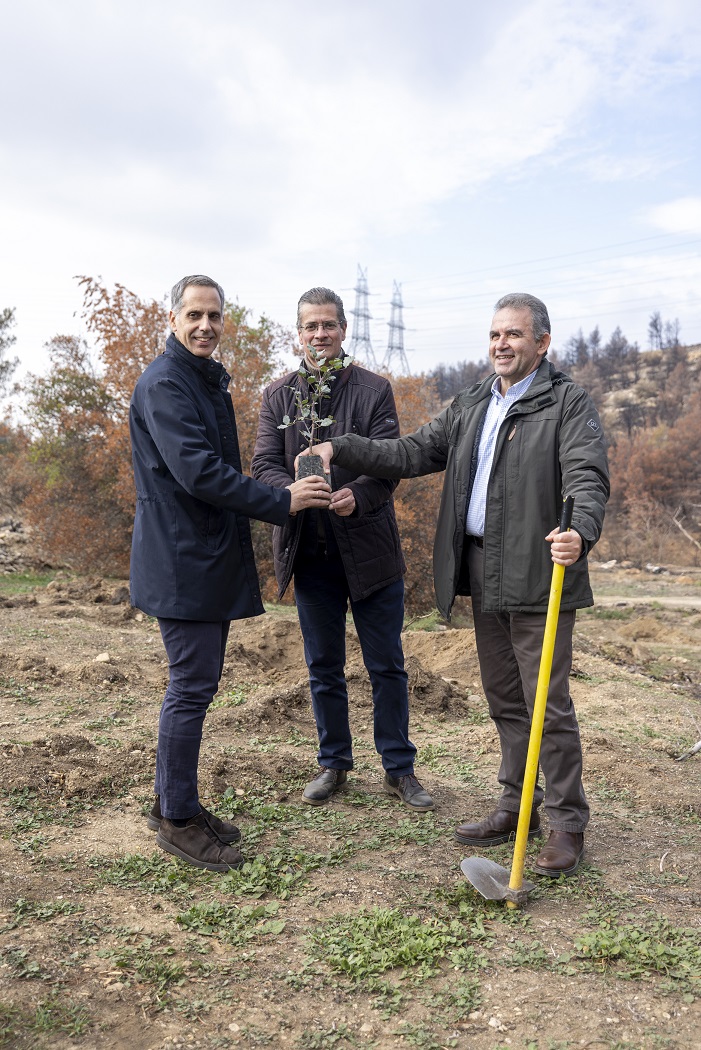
<box><xmin>129</xmin><ymin>335</ymin><xmax>291</xmax><ymax>621</ymax></box>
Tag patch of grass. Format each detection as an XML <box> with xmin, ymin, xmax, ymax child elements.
<box><xmin>98</xmin><ymin>939</ymin><xmax>185</xmax><ymax>994</ymax></box>
<box><xmin>451</xmin><ymin>760</ymin><xmax>484</xmax><ymax>785</ymax></box>
<box><xmin>416</xmin><ymin>742</ymin><xmax>450</xmax><ymax>769</ymax></box>
<box><xmin>4</xmin><ymin>947</ymin><xmax>49</xmax><ymax>980</ymax></box>
<box><xmin>369</xmin><ymin>979</ymin><xmax>409</xmax><ymax>1017</ymax></box>
<box><xmin>576</xmin><ymin>915</ymin><xmax>701</xmax><ymax>994</ymax></box>
<box><xmin>297</xmin><ymin>1023</ymin><xmax>361</xmax><ymax>1047</ymax></box>
<box><xmin>422</xmin><ymin>976</ymin><xmax>482</xmax><ymax>1019</ymax></box>
<box><xmin>90</xmin><ymin>852</ymin><xmax>202</xmax><ymax>896</ymax></box>
<box><xmin>3</xmin><ymin>897</ymin><xmax>83</xmax><ymax>930</ymax></box>
<box><xmin>210</xmin><ymin>684</ymin><xmax>251</xmax><ymax>710</ymax></box>
<box><xmin>368</xmin><ymin>814</ymin><xmax>449</xmax><ymax>848</ymax></box>
<box><xmin>81</xmin><ymin>715</ymin><xmax>131</xmax><ymax>729</ymax></box>
<box><xmin>307</xmin><ymin>906</ymin><xmax>482</xmax><ymax>983</ymax></box>
<box><xmin>219</xmin><ymin>844</ymin><xmax>356</xmax><ymax>899</ymax></box>
<box><xmin>176</xmin><ymin>900</ymin><xmax>285</xmax><ymax>941</ymax></box>
<box><xmin>0</xmin><ymin>994</ymin><xmax>91</xmax><ymax>1042</ymax></box>
<box><xmin>403</xmin><ymin>609</ymin><xmax>448</xmax><ymax>632</ymax></box>
<box><xmin>1</xmin><ymin>786</ymin><xmax>90</xmax><ymax>835</ymax></box>
<box><xmin>0</xmin><ymin>677</ymin><xmax>43</xmax><ymax>705</ymax></box>
<box><xmin>391</xmin><ymin>1022</ymin><xmax>457</xmax><ymax>1048</ymax></box>
<box><xmin>0</xmin><ymin>572</ymin><xmax>56</xmax><ymax>597</ymax></box>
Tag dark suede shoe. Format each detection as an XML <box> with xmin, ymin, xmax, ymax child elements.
<box><xmin>384</xmin><ymin>773</ymin><xmax>434</xmax><ymax>812</ymax></box>
<box><xmin>156</xmin><ymin>812</ymin><xmax>244</xmax><ymax>872</ymax></box>
<box><xmin>147</xmin><ymin>797</ymin><xmax>241</xmax><ymax>843</ymax></box>
<box><xmin>302</xmin><ymin>767</ymin><xmax>348</xmax><ymax>806</ymax></box>
<box><xmin>533</xmin><ymin>831</ymin><xmax>584</xmax><ymax>877</ymax></box>
<box><xmin>454</xmin><ymin>807</ymin><xmax>540</xmax><ymax>846</ymax></box>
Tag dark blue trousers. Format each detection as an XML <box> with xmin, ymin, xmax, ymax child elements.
<box><xmin>155</xmin><ymin>618</ymin><xmax>230</xmax><ymax>819</ymax></box>
<box><xmin>293</xmin><ymin>553</ymin><xmax>416</xmax><ymax>777</ymax></box>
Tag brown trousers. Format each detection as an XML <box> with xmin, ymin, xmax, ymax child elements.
<box><xmin>468</xmin><ymin>541</ymin><xmax>589</xmax><ymax>832</ymax></box>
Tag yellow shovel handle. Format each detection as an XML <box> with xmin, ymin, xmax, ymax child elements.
<box><xmin>506</xmin><ymin>496</ymin><xmax>574</xmax><ymax>908</ymax></box>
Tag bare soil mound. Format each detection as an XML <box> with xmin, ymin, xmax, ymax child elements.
<box><xmin>0</xmin><ymin>567</ymin><xmax>700</xmax><ymax>1049</ymax></box>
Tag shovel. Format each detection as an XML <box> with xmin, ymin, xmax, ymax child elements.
<box><xmin>461</xmin><ymin>495</ymin><xmax>575</xmax><ymax>908</ymax></box>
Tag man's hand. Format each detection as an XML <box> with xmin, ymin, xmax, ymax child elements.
<box><xmin>546</xmin><ymin>526</ymin><xmax>583</xmax><ymax>566</ymax></box>
<box><xmin>287</xmin><ymin>476</ymin><xmax>332</xmax><ymax>515</ymax></box>
<box><xmin>330</xmin><ymin>487</ymin><xmax>356</xmax><ymax>517</ymax></box>
<box><xmin>296</xmin><ymin>441</ymin><xmax>334</xmax><ymax>476</ymax></box>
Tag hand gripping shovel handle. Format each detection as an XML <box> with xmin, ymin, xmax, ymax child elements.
<box><xmin>506</xmin><ymin>495</ymin><xmax>575</xmax><ymax>908</ymax></box>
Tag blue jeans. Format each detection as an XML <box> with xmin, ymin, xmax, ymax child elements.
<box><xmin>293</xmin><ymin>554</ymin><xmax>416</xmax><ymax>777</ymax></box>
<box><xmin>155</xmin><ymin>618</ymin><xmax>230</xmax><ymax>819</ymax></box>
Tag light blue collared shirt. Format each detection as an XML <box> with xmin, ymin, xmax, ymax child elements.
<box><xmin>465</xmin><ymin>370</ymin><xmax>538</xmax><ymax>537</ymax></box>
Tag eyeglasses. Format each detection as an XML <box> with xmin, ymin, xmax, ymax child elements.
<box><xmin>299</xmin><ymin>321</ymin><xmax>340</xmax><ymax>333</ymax></box>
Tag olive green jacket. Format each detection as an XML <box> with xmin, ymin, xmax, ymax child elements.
<box><xmin>331</xmin><ymin>360</ymin><xmax>609</xmax><ymax>620</ymax></box>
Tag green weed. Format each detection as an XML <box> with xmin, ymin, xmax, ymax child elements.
<box><xmin>219</xmin><ymin>844</ymin><xmax>355</xmax><ymax>899</ymax></box>
<box><xmin>391</xmin><ymin>1022</ymin><xmax>457</xmax><ymax>1048</ymax></box>
<box><xmin>423</xmin><ymin>976</ymin><xmax>482</xmax><ymax>1019</ymax></box>
<box><xmin>210</xmin><ymin>684</ymin><xmax>250</xmax><ymax>709</ymax></box>
<box><xmin>3</xmin><ymin>897</ymin><xmax>83</xmax><ymax>930</ymax></box>
<box><xmin>0</xmin><ymin>994</ymin><xmax>91</xmax><ymax>1041</ymax></box>
<box><xmin>297</xmin><ymin>1023</ymin><xmax>361</xmax><ymax>1047</ymax></box>
<box><xmin>307</xmin><ymin>906</ymin><xmax>477</xmax><ymax>982</ymax></box>
<box><xmin>576</xmin><ymin>916</ymin><xmax>701</xmax><ymax>993</ymax></box>
<box><xmin>0</xmin><ymin>572</ymin><xmax>56</xmax><ymax>596</ymax></box>
<box><xmin>416</xmin><ymin>742</ymin><xmax>450</xmax><ymax>769</ymax></box>
<box><xmin>176</xmin><ymin>900</ymin><xmax>285</xmax><ymax>941</ymax></box>
<box><xmin>98</xmin><ymin>939</ymin><xmax>185</xmax><ymax>994</ymax></box>
<box><xmin>90</xmin><ymin>852</ymin><xmax>201</xmax><ymax>896</ymax></box>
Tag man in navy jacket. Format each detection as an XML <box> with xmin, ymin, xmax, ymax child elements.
<box><xmin>130</xmin><ymin>274</ymin><xmax>331</xmax><ymax>871</ymax></box>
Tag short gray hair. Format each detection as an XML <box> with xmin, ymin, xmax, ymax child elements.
<box><xmin>171</xmin><ymin>275</ymin><xmax>225</xmax><ymax>315</ymax></box>
<box><xmin>494</xmin><ymin>293</ymin><xmax>551</xmax><ymax>342</ymax></box>
<box><xmin>297</xmin><ymin>287</ymin><xmax>346</xmax><ymax>329</ymax></box>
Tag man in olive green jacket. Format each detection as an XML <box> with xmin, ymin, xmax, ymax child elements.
<box><xmin>303</xmin><ymin>293</ymin><xmax>609</xmax><ymax>877</ymax></box>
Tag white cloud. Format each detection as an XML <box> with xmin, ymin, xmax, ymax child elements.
<box><xmin>647</xmin><ymin>197</ymin><xmax>701</xmax><ymax>236</ymax></box>
<box><xmin>1</xmin><ymin>0</ymin><xmax>701</xmax><ymax>377</ymax></box>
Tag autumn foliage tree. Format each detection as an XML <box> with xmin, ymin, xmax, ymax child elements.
<box><xmin>605</xmin><ymin>400</ymin><xmax>701</xmax><ymax>563</ymax></box>
<box><xmin>18</xmin><ymin>279</ymin><xmax>287</xmax><ymax>576</ymax></box>
<box><xmin>389</xmin><ymin>373</ymin><xmax>445</xmax><ymax>612</ymax></box>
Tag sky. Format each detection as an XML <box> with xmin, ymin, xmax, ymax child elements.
<box><xmin>2</xmin><ymin>0</ymin><xmax>701</xmax><ymax>385</ymax></box>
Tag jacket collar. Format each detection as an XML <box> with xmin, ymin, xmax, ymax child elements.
<box><xmin>456</xmin><ymin>358</ymin><xmax>567</xmax><ymax>412</ymax></box>
<box><xmin>166</xmin><ymin>333</ymin><xmax>230</xmax><ymax>390</ymax></box>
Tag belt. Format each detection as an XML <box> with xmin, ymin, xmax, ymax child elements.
<box><xmin>468</xmin><ymin>535</ymin><xmax>484</xmax><ymax>548</ymax></box>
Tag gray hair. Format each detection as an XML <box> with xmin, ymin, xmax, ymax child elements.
<box><xmin>297</xmin><ymin>287</ymin><xmax>346</xmax><ymax>328</ymax></box>
<box><xmin>171</xmin><ymin>275</ymin><xmax>225</xmax><ymax>315</ymax></box>
<box><xmin>494</xmin><ymin>293</ymin><xmax>551</xmax><ymax>342</ymax></box>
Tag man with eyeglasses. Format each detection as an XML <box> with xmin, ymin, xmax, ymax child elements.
<box><xmin>298</xmin><ymin>293</ymin><xmax>610</xmax><ymax>878</ymax></box>
<box><xmin>252</xmin><ymin>287</ymin><xmax>434</xmax><ymax>812</ymax></box>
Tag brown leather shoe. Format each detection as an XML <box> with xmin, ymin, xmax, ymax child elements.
<box><xmin>454</xmin><ymin>807</ymin><xmax>540</xmax><ymax>846</ymax></box>
<box><xmin>156</xmin><ymin>813</ymin><xmax>244</xmax><ymax>872</ymax></box>
<box><xmin>147</xmin><ymin>797</ymin><xmax>241</xmax><ymax>843</ymax></box>
<box><xmin>533</xmin><ymin>831</ymin><xmax>584</xmax><ymax>877</ymax></box>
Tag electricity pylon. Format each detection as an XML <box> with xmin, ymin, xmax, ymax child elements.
<box><xmin>381</xmin><ymin>281</ymin><xmax>411</xmax><ymax>374</ymax></box>
<box><xmin>347</xmin><ymin>265</ymin><xmax>380</xmax><ymax>369</ymax></box>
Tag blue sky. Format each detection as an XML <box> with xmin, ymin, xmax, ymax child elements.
<box><xmin>2</xmin><ymin>0</ymin><xmax>700</xmax><ymax>382</ymax></box>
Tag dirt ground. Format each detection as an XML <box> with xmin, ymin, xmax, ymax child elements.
<box><xmin>0</xmin><ymin>561</ymin><xmax>700</xmax><ymax>1049</ymax></box>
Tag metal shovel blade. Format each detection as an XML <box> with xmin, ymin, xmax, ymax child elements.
<box><xmin>461</xmin><ymin>856</ymin><xmax>535</xmax><ymax>905</ymax></box>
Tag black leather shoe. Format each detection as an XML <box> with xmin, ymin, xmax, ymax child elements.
<box><xmin>454</xmin><ymin>807</ymin><xmax>540</xmax><ymax>846</ymax></box>
<box><xmin>384</xmin><ymin>773</ymin><xmax>434</xmax><ymax>811</ymax></box>
<box><xmin>302</xmin><ymin>767</ymin><xmax>348</xmax><ymax>806</ymax></box>
<box><xmin>533</xmin><ymin>831</ymin><xmax>584</xmax><ymax>877</ymax></box>
<box><xmin>147</xmin><ymin>797</ymin><xmax>241</xmax><ymax>843</ymax></box>
<box><xmin>156</xmin><ymin>813</ymin><xmax>244</xmax><ymax>872</ymax></box>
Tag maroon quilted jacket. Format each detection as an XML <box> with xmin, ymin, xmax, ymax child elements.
<box><xmin>251</xmin><ymin>359</ymin><xmax>406</xmax><ymax>601</ymax></box>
